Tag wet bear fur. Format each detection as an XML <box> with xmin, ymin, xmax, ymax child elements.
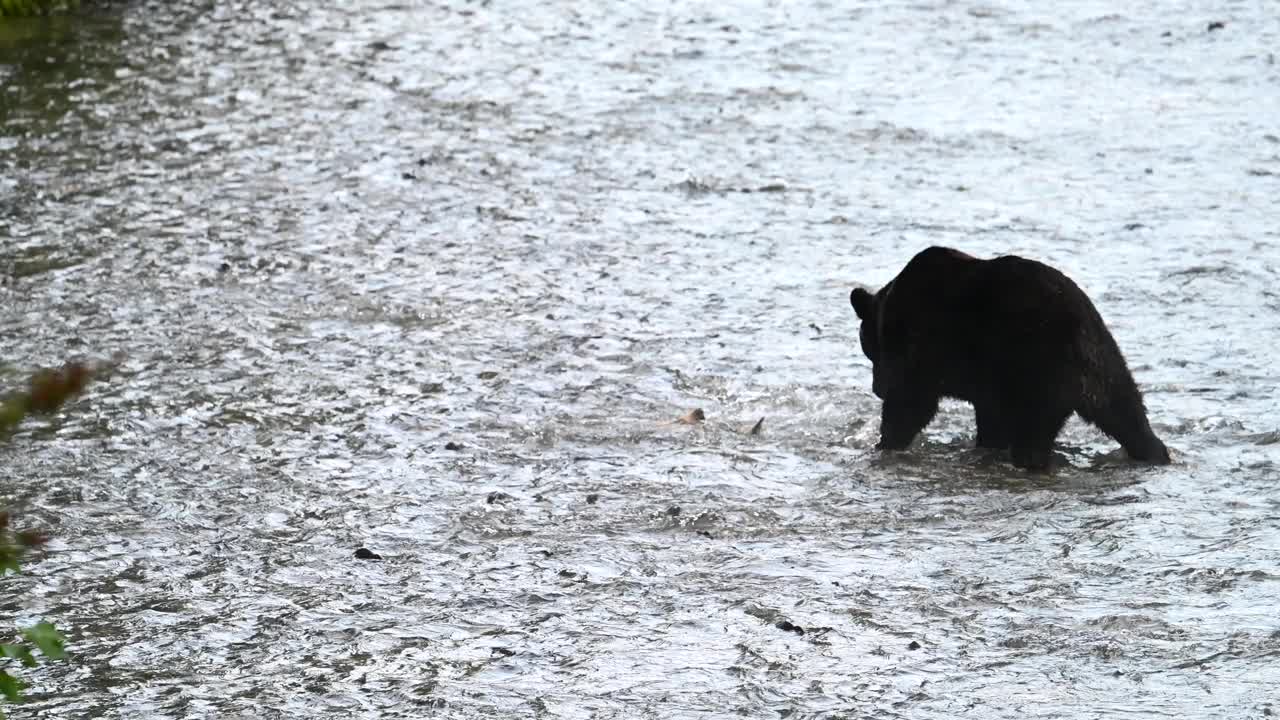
<box><xmin>849</xmin><ymin>246</ymin><xmax>1170</xmax><ymax>470</ymax></box>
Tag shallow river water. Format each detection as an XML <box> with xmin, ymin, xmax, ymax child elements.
<box><xmin>2</xmin><ymin>1</ymin><xmax>1278</xmax><ymax>718</ymax></box>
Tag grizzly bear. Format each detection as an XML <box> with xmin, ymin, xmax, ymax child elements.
<box><xmin>849</xmin><ymin>246</ymin><xmax>1170</xmax><ymax>470</ymax></box>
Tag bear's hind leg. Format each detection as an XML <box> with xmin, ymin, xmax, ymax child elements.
<box><xmin>1008</xmin><ymin>406</ymin><xmax>1072</xmax><ymax>471</ymax></box>
<box><xmin>974</xmin><ymin>403</ymin><xmax>1011</xmax><ymax>449</ymax></box>
<box><xmin>877</xmin><ymin>392</ymin><xmax>939</xmax><ymax>450</ymax></box>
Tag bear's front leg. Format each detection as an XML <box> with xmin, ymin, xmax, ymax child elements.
<box><xmin>876</xmin><ymin>393</ymin><xmax>939</xmax><ymax>450</ymax></box>
<box><xmin>1008</xmin><ymin>407</ymin><xmax>1072</xmax><ymax>472</ymax></box>
<box><xmin>974</xmin><ymin>403</ymin><xmax>1011</xmax><ymax>449</ymax></box>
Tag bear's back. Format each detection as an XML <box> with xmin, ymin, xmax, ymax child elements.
<box><xmin>981</xmin><ymin>254</ymin><xmax>1102</xmax><ymax>326</ymax></box>
<box><xmin>879</xmin><ymin>247</ymin><xmax>1107</xmax><ymax>350</ymax></box>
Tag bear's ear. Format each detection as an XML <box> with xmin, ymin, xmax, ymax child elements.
<box><xmin>850</xmin><ymin>288</ymin><xmax>875</xmax><ymax>320</ymax></box>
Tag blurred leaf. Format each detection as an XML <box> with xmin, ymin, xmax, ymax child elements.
<box><xmin>0</xmin><ymin>0</ymin><xmax>80</xmax><ymax>18</ymax></box>
<box><xmin>27</xmin><ymin>362</ymin><xmax>90</xmax><ymax>414</ymax></box>
<box><xmin>0</xmin><ymin>645</ymin><xmax>35</xmax><ymax>669</ymax></box>
<box><xmin>0</xmin><ymin>551</ymin><xmax>20</xmax><ymax>576</ymax></box>
<box><xmin>0</xmin><ymin>400</ymin><xmax>25</xmax><ymax>432</ymax></box>
<box><xmin>21</xmin><ymin>623</ymin><xmax>65</xmax><ymax>660</ymax></box>
<box><xmin>2</xmin><ymin>357</ymin><xmax>115</xmax><ymax>437</ymax></box>
<box><xmin>14</xmin><ymin>530</ymin><xmax>46</xmax><ymax>548</ymax></box>
<box><xmin>0</xmin><ymin>671</ymin><xmax>24</xmax><ymax>702</ymax></box>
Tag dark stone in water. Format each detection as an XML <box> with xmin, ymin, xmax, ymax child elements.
<box><xmin>775</xmin><ymin>620</ymin><xmax>805</xmax><ymax>635</ymax></box>
<box><xmin>354</xmin><ymin>548</ymin><xmax>382</xmax><ymax>560</ymax></box>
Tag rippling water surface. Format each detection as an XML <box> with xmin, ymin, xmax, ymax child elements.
<box><xmin>2</xmin><ymin>2</ymin><xmax>1278</xmax><ymax>718</ymax></box>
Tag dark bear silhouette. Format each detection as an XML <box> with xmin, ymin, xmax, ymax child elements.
<box><xmin>849</xmin><ymin>246</ymin><xmax>1170</xmax><ymax>470</ymax></box>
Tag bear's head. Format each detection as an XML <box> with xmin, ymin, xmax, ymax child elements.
<box><xmin>850</xmin><ymin>286</ymin><xmax>888</xmax><ymax>398</ymax></box>
<box><xmin>850</xmin><ymin>286</ymin><xmax>878</xmax><ymax>344</ymax></box>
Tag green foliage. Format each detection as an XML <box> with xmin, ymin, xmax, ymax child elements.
<box><xmin>0</xmin><ymin>359</ymin><xmax>90</xmax><ymax>712</ymax></box>
<box><xmin>0</xmin><ymin>525</ymin><xmax>66</xmax><ymax>715</ymax></box>
<box><xmin>1</xmin><ymin>645</ymin><xmax>36</xmax><ymax>669</ymax></box>
<box><xmin>0</xmin><ymin>671</ymin><xmax>25</xmax><ymax>703</ymax></box>
<box><xmin>0</xmin><ymin>0</ymin><xmax>80</xmax><ymax>18</ymax></box>
<box><xmin>22</xmin><ymin>624</ymin><xmax>65</xmax><ymax>661</ymax></box>
<box><xmin>0</xmin><ymin>360</ymin><xmax>95</xmax><ymax>436</ymax></box>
